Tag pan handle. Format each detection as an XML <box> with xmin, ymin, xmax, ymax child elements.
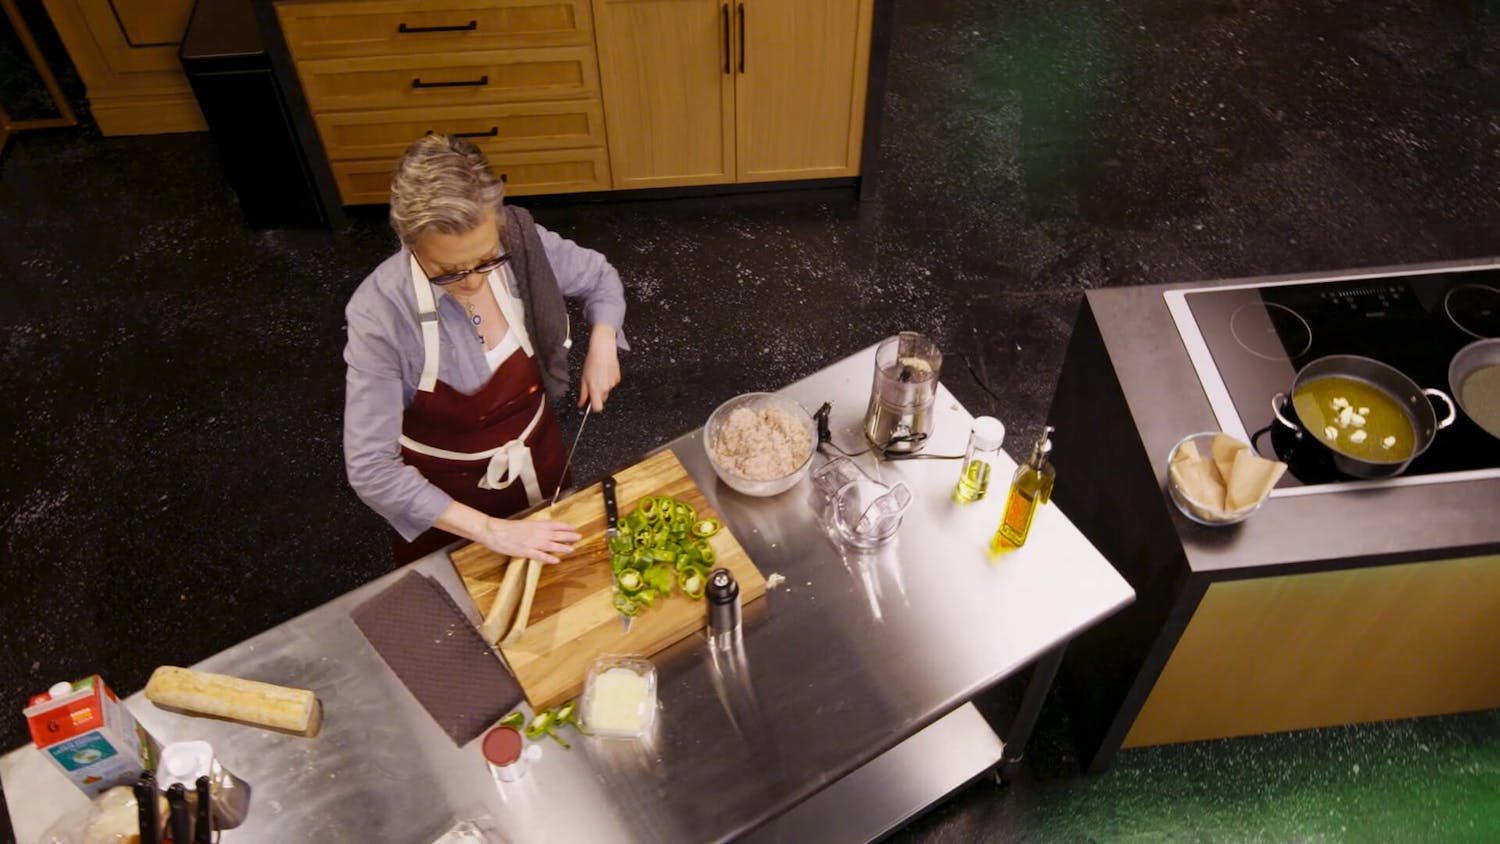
<box><xmin>1423</xmin><ymin>388</ymin><xmax>1457</xmax><ymax>429</ymax></box>
<box><xmin>1271</xmin><ymin>392</ymin><xmax>1300</xmax><ymax>432</ymax></box>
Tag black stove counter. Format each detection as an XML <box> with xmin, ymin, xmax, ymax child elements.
<box><xmin>1049</xmin><ymin>258</ymin><xmax>1500</xmax><ymax>774</ymax></box>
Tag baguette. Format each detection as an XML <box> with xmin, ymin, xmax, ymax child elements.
<box><xmin>145</xmin><ymin>666</ymin><xmax>321</xmax><ymax>736</ymax></box>
<box><xmin>480</xmin><ymin>556</ymin><xmax>527</xmax><ymax>644</ymax></box>
<box><xmin>501</xmin><ymin>558</ymin><xmax>543</xmax><ymax>645</ymax></box>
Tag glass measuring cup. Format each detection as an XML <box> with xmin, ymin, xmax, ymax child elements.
<box><xmin>812</xmin><ymin>457</ymin><xmax>912</xmax><ymax>548</ymax></box>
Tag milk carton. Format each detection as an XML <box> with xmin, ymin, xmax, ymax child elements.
<box><xmin>25</xmin><ymin>675</ymin><xmax>155</xmax><ymax>797</ymax></box>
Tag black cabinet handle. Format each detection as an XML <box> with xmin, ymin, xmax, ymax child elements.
<box><xmin>721</xmin><ymin>5</ymin><xmax>731</xmax><ymax>75</ymax></box>
<box><xmin>499</xmin><ymin>173</ymin><xmax>508</xmax><ymax>183</ymax></box>
<box><xmin>411</xmin><ymin>75</ymin><xmax>490</xmax><ymax>89</ymax></box>
<box><xmin>427</xmin><ymin>126</ymin><xmax>500</xmax><ymax>138</ymax></box>
<box><xmin>737</xmin><ymin>4</ymin><xmax>745</xmax><ymax>73</ymax></box>
<box><xmin>398</xmin><ymin>21</ymin><xmax>477</xmax><ymax>34</ymax></box>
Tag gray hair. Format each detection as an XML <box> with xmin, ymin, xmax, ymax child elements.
<box><xmin>388</xmin><ymin>134</ymin><xmax>506</xmax><ymax>247</ymax></box>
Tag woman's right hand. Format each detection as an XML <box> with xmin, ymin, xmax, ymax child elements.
<box><xmin>479</xmin><ymin>517</ymin><xmax>581</xmax><ymax>564</ymax></box>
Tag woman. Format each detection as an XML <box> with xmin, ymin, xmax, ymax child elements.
<box><xmin>343</xmin><ymin>134</ymin><xmax>625</xmax><ymax>564</ymax></box>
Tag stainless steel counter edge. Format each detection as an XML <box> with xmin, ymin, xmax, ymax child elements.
<box><xmin>1085</xmin><ymin>257</ymin><xmax>1500</xmax><ymax>575</ymax></box>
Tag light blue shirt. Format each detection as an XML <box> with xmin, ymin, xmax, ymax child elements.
<box><xmin>343</xmin><ymin>224</ymin><xmax>627</xmax><ymax>540</ymax></box>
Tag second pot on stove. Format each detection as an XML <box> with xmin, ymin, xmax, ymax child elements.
<box><xmin>1272</xmin><ymin>355</ymin><xmax>1456</xmax><ymax>479</ymax></box>
<box><xmin>1449</xmin><ymin>338</ymin><xmax>1500</xmax><ymax>440</ymax></box>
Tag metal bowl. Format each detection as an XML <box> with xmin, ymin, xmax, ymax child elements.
<box><xmin>704</xmin><ymin>392</ymin><xmax>817</xmax><ymax>497</ymax></box>
<box><xmin>1165</xmin><ymin>432</ymin><xmax>1265</xmax><ymax>526</ymax></box>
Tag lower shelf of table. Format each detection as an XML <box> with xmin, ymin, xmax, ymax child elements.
<box><xmin>743</xmin><ymin>701</ymin><xmax>1005</xmax><ymax>844</ymax></box>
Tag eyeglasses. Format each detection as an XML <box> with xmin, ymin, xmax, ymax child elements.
<box><xmin>426</xmin><ymin>251</ymin><xmax>511</xmax><ymax>286</ymax></box>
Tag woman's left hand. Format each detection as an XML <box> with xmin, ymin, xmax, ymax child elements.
<box><xmin>579</xmin><ymin>324</ymin><xmax>621</xmax><ymax>411</ymax></box>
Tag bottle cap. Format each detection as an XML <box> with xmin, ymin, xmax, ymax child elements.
<box><xmin>48</xmin><ymin>682</ymin><xmax>72</xmax><ymax>699</ymax></box>
<box><xmin>482</xmin><ymin>726</ymin><xmax>523</xmax><ymax>767</ymax></box>
<box><xmin>970</xmin><ymin>417</ymin><xmax>1005</xmax><ymax>451</ymax></box>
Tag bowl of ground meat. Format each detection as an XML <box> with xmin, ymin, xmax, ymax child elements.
<box><xmin>704</xmin><ymin>392</ymin><xmax>818</xmax><ymax>496</ymax></box>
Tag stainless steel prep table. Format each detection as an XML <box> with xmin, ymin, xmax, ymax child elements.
<box><xmin>4</xmin><ymin>345</ymin><xmax>1134</xmax><ymax>843</ymax></box>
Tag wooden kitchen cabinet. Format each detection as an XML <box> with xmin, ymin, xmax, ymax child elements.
<box><xmin>592</xmin><ymin>0</ymin><xmax>734</xmax><ymax>188</ymax></box>
<box><xmin>269</xmin><ymin>0</ymin><xmax>883</xmax><ymax>204</ymax></box>
<box><xmin>292</xmin><ymin>46</ymin><xmax>601</xmax><ymax>113</ymax></box>
<box><xmin>593</xmin><ymin>0</ymin><xmax>873</xmax><ymax>188</ymax></box>
<box><xmin>278</xmin><ymin>0</ymin><xmax>594</xmax><ymax>59</ymax></box>
<box><xmin>331</xmin><ymin>146</ymin><xmax>611</xmax><ymax>205</ymax></box>
<box><xmin>313</xmin><ymin>101</ymin><xmax>607</xmax><ymax>163</ymax></box>
<box><xmin>734</xmin><ymin>0</ymin><xmax>873</xmax><ymax>182</ymax></box>
<box><xmin>41</xmin><ymin>0</ymin><xmax>206</xmax><ymax>135</ymax></box>
<box><xmin>276</xmin><ymin>0</ymin><xmax>611</xmax><ymax>204</ymax></box>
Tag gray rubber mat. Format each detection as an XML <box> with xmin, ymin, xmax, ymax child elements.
<box><xmin>351</xmin><ymin>571</ymin><xmax>521</xmax><ymax>745</ymax></box>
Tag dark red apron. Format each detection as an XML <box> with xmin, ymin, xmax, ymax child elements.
<box><xmin>392</xmin><ymin>348</ymin><xmax>568</xmax><ymax>563</ymax></box>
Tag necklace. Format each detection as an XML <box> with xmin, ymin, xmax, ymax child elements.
<box><xmin>457</xmin><ymin>294</ymin><xmax>485</xmax><ymax>345</ymax></box>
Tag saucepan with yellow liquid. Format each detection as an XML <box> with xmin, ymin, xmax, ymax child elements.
<box><xmin>1272</xmin><ymin>355</ymin><xmax>1456</xmax><ymax>479</ymax></box>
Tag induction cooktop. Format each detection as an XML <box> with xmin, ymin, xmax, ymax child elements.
<box><xmin>1164</xmin><ymin>262</ymin><xmax>1500</xmax><ymax>496</ymax></box>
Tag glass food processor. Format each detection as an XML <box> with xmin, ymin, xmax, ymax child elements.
<box><xmin>863</xmin><ymin>332</ymin><xmax>943</xmax><ymax>454</ymax></box>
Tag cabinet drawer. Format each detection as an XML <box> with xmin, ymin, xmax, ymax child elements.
<box><xmin>333</xmin><ymin>147</ymin><xmax>611</xmax><ymax>204</ymax></box>
<box><xmin>277</xmin><ymin>0</ymin><xmax>593</xmax><ymax>60</ymax></box>
<box><xmin>316</xmin><ymin>101</ymin><xmax>606</xmax><ymax>161</ymax></box>
<box><xmin>297</xmin><ymin>47</ymin><xmax>599</xmax><ymax>113</ymax></box>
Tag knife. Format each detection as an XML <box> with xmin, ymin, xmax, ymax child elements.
<box><xmin>166</xmin><ymin>783</ymin><xmax>192</xmax><ymax>844</ymax></box>
<box><xmin>194</xmin><ymin>775</ymin><xmax>213</xmax><ymax>843</ymax></box>
<box><xmin>551</xmin><ymin>405</ymin><xmax>591</xmax><ymax>508</ymax></box>
<box><xmin>602</xmin><ymin>475</ymin><xmax>631</xmax><ymax>634</ymax></box>
<box><xmin>135</xmin><ymin>771</ymin><xmax>160</xmax><ymax>844</ymax></box>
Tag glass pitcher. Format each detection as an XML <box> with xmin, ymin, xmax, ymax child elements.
<box><xmin>812</xmin><ymin>457</ymin><xmax>913</xmax><ymax>548</ymax></box>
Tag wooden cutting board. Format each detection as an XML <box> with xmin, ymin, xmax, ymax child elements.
<box><xmin>450</xmin><ymin>449</ymin><xmax>766</xmax><ymax>709</ymax></box>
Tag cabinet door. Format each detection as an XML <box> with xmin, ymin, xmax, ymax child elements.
<box><xmin>734</xmin><ymin>0</ymin><xmax>872</xmax><ymax>182</ymax></box>
<box><xmin>74</xmin><ymin>0</ymin><xmax>196</xmax><ymax>73</ymax></box>
<box><xmin>593</xmin><ymin>0</ymin><xmax>734</xmax><ymax>188</ymax></box>
<box><xmin>43</xmin><ymin>0</ymin><xmax>204</xmax><ymax>134</ymax></box>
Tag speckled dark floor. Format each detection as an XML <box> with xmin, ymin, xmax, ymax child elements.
<box><xmin>3</xmin><ymin>0</ymin><xmax>1499</xmax><ymax>841</ymax></box>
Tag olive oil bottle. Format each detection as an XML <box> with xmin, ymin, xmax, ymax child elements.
<box><xmin>989</xmin><ymin>426</ymin><xmax>1056</xmax><ymax>553</ymax></box>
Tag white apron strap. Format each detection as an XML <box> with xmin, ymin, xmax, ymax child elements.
<box><xmin>398</xmin><ymin>398</ymin><xmax>548</xmax><ymax>505</ymax></box>
<box><xmin>491</xmin><ymin>264</ymin><xmax>536</xmax><ymax>358</ymax></box>
<box><xmin>409</xmin><ymin>254</ymin><xmax>441</xmax><ymax>393</ymax></box>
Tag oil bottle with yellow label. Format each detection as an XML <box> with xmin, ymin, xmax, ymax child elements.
<box><xmin>989</xmin><ymin>426</ymin><xmax>1055</xmax><ymax>554</ymax></box>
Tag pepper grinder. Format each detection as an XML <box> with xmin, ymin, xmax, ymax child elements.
<box><xmin>706</xmin><ymin>568</ymin><xmax>741</xmax><ymax>642</ymax></box>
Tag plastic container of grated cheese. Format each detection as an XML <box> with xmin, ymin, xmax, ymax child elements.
<box><xmin>580</xmin><ymin>655</ymin><xmax>657</xmax><ymax>740</ymax></box>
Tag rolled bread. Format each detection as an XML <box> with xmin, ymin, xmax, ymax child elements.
<box><xmin>480</xmin><ymin>556</ymin><xmax>528</xmax><ymax>644</ymax></box>
<box><xmin>145</xmin><ymin>666</ymin><xmax>320</xmax><ymax>736</ymax></box>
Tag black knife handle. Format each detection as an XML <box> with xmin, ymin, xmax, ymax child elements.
<box><xmin>195</xmin><ymin>776</ymin><xmax>213</xmax><ymax>843</ymax></box>
<box><xmin>135</xmin><ymin>772</ymin><xmax>160</xmax><ymax>844</ymax></box>
<box><xmin>167</xmin><ymin>783</ymin><xmax>192</xmax><ymax>844</ymax></box>
<box><xmin>602</xmin><ymin>475</ymin><xmax>619</xmax><ymax>532</ymax></box>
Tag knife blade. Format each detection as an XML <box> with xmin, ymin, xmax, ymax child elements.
<box><xmin>551</xmin><ymin>405</ymin><xmax>591</xmax><ymax>508</ymax></box>
<box><xmin>601</xmin><ymin>475</ymin><xmax>631</xmax><ymax>634</ymax></box>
